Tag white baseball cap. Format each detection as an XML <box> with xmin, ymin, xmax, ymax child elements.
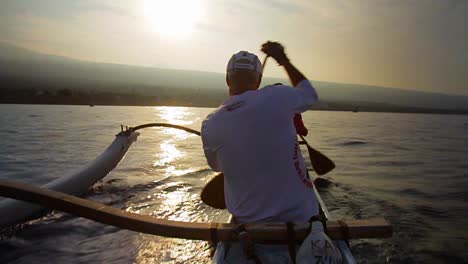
<box><xmin>226</xmin><ymin>51</ymin><xmax>262</xmax><ymax>74</ymax></box>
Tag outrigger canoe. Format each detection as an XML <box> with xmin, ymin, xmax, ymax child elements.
<box><xmin>0</xmin><ymin>124</ymin><xmax>391</xmax><ymax>263</ymax></box>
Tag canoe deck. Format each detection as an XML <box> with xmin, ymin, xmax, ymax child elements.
<box><xmin>212</xmin><ymin>184</ymin><xmax>356</xmax><ymax>263</ymax></box>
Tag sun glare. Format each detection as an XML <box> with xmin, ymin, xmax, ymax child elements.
<box><xmin>144</xmin><ymin>0</ymin><xmax>204</xmax><ymax>36</ymax></box>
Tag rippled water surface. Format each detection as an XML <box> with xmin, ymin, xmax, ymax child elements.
<box><xmin>0</xmin><ymin>104</ymin><xmax>467</xmax><ymax>263</ymax></box>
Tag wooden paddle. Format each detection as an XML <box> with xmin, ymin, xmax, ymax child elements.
<box><xmin>299</xmin><ymin>135</ymin><xmax>335</xmax><ymax>176</ymax></box>
<box><xmin>201</xmin><ymin>136</ymin><xmax>335</xmax><ymax>209</ymax></box>
<box><xmin>200</xmin><ymin>172</ymin><xmax>225</xmax><ymax>209</ymax></box>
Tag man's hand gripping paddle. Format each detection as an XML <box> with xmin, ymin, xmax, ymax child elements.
<box><xmin>200</xmin><ymin>56</ymin><xmax>335</xmax><ymax>209</ymax></box>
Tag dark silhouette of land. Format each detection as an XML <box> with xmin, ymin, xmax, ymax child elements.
<box><xmin>1</xmin><ymin>42</ymin><xmax>468</xmax><ymax>115</ymax></box>
<box><xmin>3</xmin><ymin>86</ymin><xmax>468</xmax><ymax>115</ymax></box>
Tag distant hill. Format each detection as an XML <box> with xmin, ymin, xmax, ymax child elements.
<box><xmin>1</xmin><ymin>42</ymin><xmax>468</xmax><ymax>113</ymax></box>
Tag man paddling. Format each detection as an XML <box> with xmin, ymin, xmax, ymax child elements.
<box><xmin>201</xmin><ymin>41</ymin><xmax>320</xmax><ymax>223</ymax></box>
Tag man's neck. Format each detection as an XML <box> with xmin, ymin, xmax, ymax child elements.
<box><xmin>229</xmin><ymin>87</ymin><xmax>257</xmax><ymax>96</ymax></box>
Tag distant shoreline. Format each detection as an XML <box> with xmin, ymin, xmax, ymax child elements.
<box><xmin>2</xmin><ymin>86</ymin><xmax>467</xmax><ymax>116</ymax></box>
<box><xmin>2</xmin><ymin>101</ymin><xmax>468</xmax><ymax>116</ymax></box>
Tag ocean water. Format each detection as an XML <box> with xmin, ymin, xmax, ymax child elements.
<box><xmin>0</xmin><ymin>104</ymin><xmax>467</xmax><ymax>263</ymax></box>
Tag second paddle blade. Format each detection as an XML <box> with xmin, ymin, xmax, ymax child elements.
<box><xmin>200</xmin><ymin>173</ymin><xmax>226</xmax><ymax>209</ymax></box>
<box><xmin>307</xmin><ymin>145</ymin><xmax>336</xmax><ymax>175</ymax></box>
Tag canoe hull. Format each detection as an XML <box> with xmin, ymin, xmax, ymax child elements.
<box><xmin>212</xmin><ymin>185</ymin><xmax>356</xmax><ymax>263</ymax></box>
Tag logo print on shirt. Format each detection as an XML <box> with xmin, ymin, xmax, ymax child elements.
<box><xmin>293</xmin><ymin>142</ymin><xmax>313</xmax><ymax>188</ymax></box>
<box><xmin>226</xmin><ymin>100</ymin><xmax>246</xmax><ymax>112</ymax></box>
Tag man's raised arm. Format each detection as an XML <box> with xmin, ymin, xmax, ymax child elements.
<box><xmin>261</xmin><ymin>41</ymin><xmax>318</xmax><ymax>111</ymax></box>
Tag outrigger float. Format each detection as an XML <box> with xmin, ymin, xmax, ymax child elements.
<box><xmin>0</xmin><ymin>124</ymin><xmax>392</xmax><ymax>263</ymax></box>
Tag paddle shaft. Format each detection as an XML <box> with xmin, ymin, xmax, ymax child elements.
<box><xmin>261</xmin><ymin>55</ymin><xmax>269</xmax><ymax>75</ymax></box>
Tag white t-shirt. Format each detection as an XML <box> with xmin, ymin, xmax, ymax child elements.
<box><xmin>201</xmin><ymin>80</ymin><xmax>319</xmax><ymax>223</ymax></box>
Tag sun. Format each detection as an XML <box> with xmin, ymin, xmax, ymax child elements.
<box><xmin>144</xmin><ymin>0</ymin><xmax>204</xmax><ymax>36</ymax></box>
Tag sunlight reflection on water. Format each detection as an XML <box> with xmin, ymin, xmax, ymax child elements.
<box><xmin>130</xmin><ymin>106</ymin><xmax>212</xmax><ymax>262</ymax></box>
<box><xmin>155</xmin><ymin>106</ymin><xmax>194</xmax><ymax>126</ymax></box>
<box><xmin>154</xmin><ymin>141</ymin><xmax>183</xmax><ymax>167</ymax></box>
<box><xmin>134</xmin><ymin>235</ymin><xmax>211</xmax><ymax>264</ymax></box>
<box><xmin>151</xmin><ymin>107</ymin><xmax>198</xmax><ymax>177</ymax></box>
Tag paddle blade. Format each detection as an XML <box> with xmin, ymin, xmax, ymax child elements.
<box><xmin>200</xmin><ymin>173</ymin><xmax>226</xmax><ymax>209</ymax></box>
<box><xmin>306</xmin><ymin>145</ymin><xmax>335</xmax><ymax>175</ymax></box>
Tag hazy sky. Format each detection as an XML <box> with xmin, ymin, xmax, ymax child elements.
<box><xmin>0</xmin><ymin>0</ymin><xmax>467</xmax><ymax>95</ymax></box>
